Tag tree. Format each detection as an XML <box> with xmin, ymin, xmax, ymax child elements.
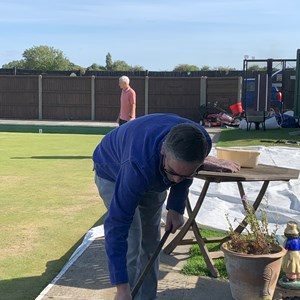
<box><xmin>2</xmin><ymin>45</ymin><xmax>75</xmax><ymax>71</ymax></box>
<box><xmin>131</xmin><ymin>65</ymin><xmax>144</xmax><ymax>71</ymax></box>
<box><xmin>22</xmin><ymin>45</ymin><xmax>73</xmax><ymax>71</ymax></box>
<box><xmin>247</xmin><ymin>64</ymin><xmax>267</xmax><ymax>71</ymax></box>
<box><xmin>105</xmin><ymin>52</ymin><xmax>113</xmax><ymax>70</ymax></box>
<box><xmin>200</xmin><ymin>65</ymin><xmax>210</xmax><ymax>71</ymax></box>
<box><xmin>216</xmin><ymin>66</ymin><xmax>236</xmax><ymax>72</ymax></box>
<box><xmin>111</xmin><ymin>60</ymin><xmax>144</xmax><ymax>71</ymax></box>
<box><xmin>86</xmin><ymin>63</ymin><xmax>106</xmax><ymax>71</ymax></box>
<box><xmin>173</xmin><ymin>64</ymin><xmax>200</xmax><ymax>72</ymax></box>
<box><xmin>103</xmin><ymin>53</ymin><xmax>144</xmax><ymax>71</ymax></box>
<box><xmin>2</xmin><ymin>60</ymin><xmax>25</xmax><ymax>69</ymax></box>
<box><xmin>111</xmin><ymin>60</ymin><xmax>130</xmax><ymax>71</ymax></box>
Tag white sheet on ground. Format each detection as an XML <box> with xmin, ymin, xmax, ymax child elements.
<box><xmin>187</xmin><ymin>146</ymin><xmax>300</xmax><ymax>236</ymax></box>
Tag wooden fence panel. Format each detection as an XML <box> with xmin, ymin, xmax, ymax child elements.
<box><xmin>94</xmin><ymin>77</ymin><xmax>120</xmax><ymax>121</ymax></box>
<box><xmin>94</xmin><ymin>77</ymin><xmax>145</xmax><ymax>121</ymax></box>
<box><xmin>283</xmin><ymin>70</ymin><xmax>295</xmax><ymax>110</ymax></box>
<box><xmin>148</xmin><ymin>78</ymin><xmax>201</xmax><ymax>121</ymax></box>
<box><xmin>206</xmin><ymin>77</ymin><xmax>241</xmax><ymax>111</ymax></box>
<box><xmin>42</xmin><ymin>76</ymin><xmax>91</xmax><ymax>120</ymax></box>
<box><xmin>131</xmin><ymin>78</ymin><xmax>145</xmax><ymax>118</ymax></box>
<box><xmin>0</xmin><ymin>76</ymin><xmax>38</xmax><ymax>119</ymax></box>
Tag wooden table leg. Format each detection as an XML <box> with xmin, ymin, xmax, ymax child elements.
<box><xmin>186</xmin><ymin>200</ymin><xmax>220</xmax><ymax>277</ymax></box>
<box><xmin>234</xmin><ymin>181</ymin><xmax>270</xmax><ymax>234</ymax></box>
<box><xmin>163</xmin><ymin>179</ymin><xmax>270</xmax><ymax>277</ymax></box>
<box><xmin>163</xmin><ymin>180</ymin><xmax>210</xmax><ymax>255</ymax></box>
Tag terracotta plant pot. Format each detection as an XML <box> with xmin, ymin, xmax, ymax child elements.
<box><xmin>221</xmin><ymin>242</ymin><xmax>287</xmax><ymax>300</ymax></box>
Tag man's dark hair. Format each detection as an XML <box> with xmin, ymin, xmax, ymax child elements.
<box><xmin>164</xmin><ymin>123</ymin><xmax>208</xmax><ymax>162</ymax></box>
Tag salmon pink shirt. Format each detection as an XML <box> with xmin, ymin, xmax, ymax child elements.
<box><xmin>119</xmin><ymin>87</ymin><xmax>136</xmax><ymax>121</ymax></box>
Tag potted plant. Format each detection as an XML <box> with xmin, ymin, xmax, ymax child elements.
<box><xmin>221</xmin><ymin>195</ymin><xmax>287</xmax><ymax>300</ymax></box>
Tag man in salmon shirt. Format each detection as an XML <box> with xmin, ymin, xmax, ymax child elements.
<box><xmin>117</xmin><ymin>76</ymin><xmax>136</xmax><ymax>126</ymax></box>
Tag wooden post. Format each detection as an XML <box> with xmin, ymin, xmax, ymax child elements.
<box><xmin>200</xmin><ymin>76</ymin><xmax>207</xmax><ymax>107</ymax></box>
<box><xmin>237</xmin><ymin>76</ymin><xmax>242</xmax><ymax>104</ymax></box>
<box><xmin>38</xmin><ymin>75</ymin><xmax>42</xmax><ymax>120</ymax></box>
<box><xmin>91</xmin><ymin>75</ymin><xmax>95</xmax><ymax>121</ymax></box>
<box><xmin>144</xmin><ymin>75</ymin><xmax>149</xmax><ymax>115</ymax></box>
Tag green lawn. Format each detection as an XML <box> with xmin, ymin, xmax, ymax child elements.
<box><xmin>217</xmin><ymin>127</ymin><xmax>300</xmax><ymax>147</ymax></box>
<box><xmin>0</xmin><ymin>132</ymin><xmax>107</xmax><ymax>300</ymax></box>
<box><xmin>180</xmin><ymin>228</ymin><xmax>228</xmax><ymax>278</ymax></box>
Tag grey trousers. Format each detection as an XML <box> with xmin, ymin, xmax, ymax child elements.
<box><xmin>95</xmin><ymin>174</ymin><xmax>167</xmax><ymax>300</ymax></box>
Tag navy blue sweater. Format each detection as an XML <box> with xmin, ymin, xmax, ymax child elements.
<box><xmin>93</xmin><ymin>114</ymin><xmax>211</xmax><ymax>285</ymax></box>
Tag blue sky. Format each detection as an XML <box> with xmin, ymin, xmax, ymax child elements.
<box><xmin>0</xmin><ymin>0</ymin><xmax>299</xmax><ymax>71</ymax></box>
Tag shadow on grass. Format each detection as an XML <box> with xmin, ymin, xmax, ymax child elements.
<box><xmin>0</xmin><ymin>214</ymin><xmax>106</xmax><ymax>300</ymax></box>
<box><xmin>11</xmin><ymin>156</ymin><xmax>92</xmax><ymax>160</ymax></box>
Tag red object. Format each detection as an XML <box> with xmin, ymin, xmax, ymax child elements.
<box><xmin>278</xmin><ymin>92</ymin><xmax>282</xmax><ymax>102</ymax></box>
<box><xmin>203</xmin><ymin>113</ymin><xmax>221</xmax><ymax>127</ymax></box>
<box><xmin>203</xmin><ymin>112</ymin><xmax>234</xmax><ymax>127</ymax></box>
<box><xmin>230</xmin><ymin>102</ymin><xmax>243</xmax><ymax>115</ymax></box>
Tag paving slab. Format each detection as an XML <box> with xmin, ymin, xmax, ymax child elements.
<box><xmin>36</xmin><ymin>227</ymin><xmax>300</xmax><ymax>300</ymax></box>
<box><xmin>37</xmin><ymin>229</ymin><xmax>233</xmax><ymax>300</ymax></box>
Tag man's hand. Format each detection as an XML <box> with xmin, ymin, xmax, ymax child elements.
<box><xmin>114</xmin><ymin>283</ymin><xmax>132</xmax><ymax>300</ymax></box>
<box><xmin>202</xmin><ymin>156</ymin><xmax>240</xmax><ymax>173</ymax></box>
<box><xmin>165</xmin><ymin>209</ymin><xmax>184</xmax><ymax>233</ymax></box>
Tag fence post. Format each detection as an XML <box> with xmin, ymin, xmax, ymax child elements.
<box><xmin>200</xmin><ymin>76</ymin><xmax>207</xmax><ymax>107</ymax></box>
<box><xmin>91</xmin><ymin>75</ymin><xmax>95</xmax><ymax>121</ymax></box>
<box><xmin>38</xmin><ymin>75</ymin><xmax>42</xmax><ymax>120</ymax></box>
<box><xmin>237</xmin><ymin>76</ymin><xmax>242</xmax><ymax>104</ymax></box>
<box><xmin>144</xmin><ymin>75</ymin><xmax>149</xmax><ymax>115</ymax></box>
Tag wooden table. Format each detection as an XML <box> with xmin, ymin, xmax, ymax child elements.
<box><xmin>163</xmin><ymin>164</ymin><xmax>300</xmax><ymax>277</ymax></box>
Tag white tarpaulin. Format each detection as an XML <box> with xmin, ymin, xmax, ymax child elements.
<box><xmin>187</xmin><ymin>146</ymin><xmax>300</xmax><ymax>236</ymax></box>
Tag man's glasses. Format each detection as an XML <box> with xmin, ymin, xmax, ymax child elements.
<box><xmin>162</xmin><ymin>155</ymin><xmax>200</xmax><ymax>180</ymax></box>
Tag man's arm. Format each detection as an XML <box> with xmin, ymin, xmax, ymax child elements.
<box><xmin>129</xmin><ymin>89</ymin><xmax>136</xmax><ymax>119</ymax></box>
<box><xmin>163</xmin><ymin>179</ymin><xmax>193</xmax><ymax>233</ymax></box>
<box><xmin>105</xmin><ymin>162</ymin><xmax>148</xmax><ymax>286</ymax></box>
<box><xmin>166</xmin><ymin>179</ymin><xmax>193</xmax><ymax>214</ymax></box>
<box><xmin>129</xmin><ymin>102</ymin><xmax>136</xmax><ymax>119</ymax></box>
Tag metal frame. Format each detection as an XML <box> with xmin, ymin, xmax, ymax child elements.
<box><xmin>242</xmin><ymin>58</ymin><xmax>296</xmax><ymax>113</ymax></box>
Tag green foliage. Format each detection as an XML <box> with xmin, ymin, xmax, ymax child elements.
<box><xmin>2</xmin><ymin>59</ymin><xmax>25</xmax><ymax>69</ymax></box>
<box><xmin>248</xmin><ymin>64</ymin><xmax>267</xmax><ymax>71</ymax></box>
<box><xmin>173</xmin><ymin>64</ymin><xmax>200</xmax><ymax>72</ymax></box>
<box><xmin>111</xmin><ymin>60</ymin><xmax>144</xmax><ymax>71</ymax></box>
<box><xmin>226</xmin><ymin>196</ymin><xmax>278</xmax><ymax>254</ymax></box>
<box><xmin>22</xmin><ymin>45</ymin><xmax>73</xmax><ymax>71</ymax></box>
<box><xmin>105</xmin><ymin>52</ymin><xmax>113</xmax><ymax>69</ymax></box>
<box><xmin>130</xmin><ymin>64</ymin><xmax>145</xmax><ymax>71</ymax></box>
<box><xmin>111</xmin><ymin>59</ymin><xmax>132</xmax><ymax>71</ymax></box>
<box><xmin>86</xmin><ymin>63</ymin><xmax>106</xmax><ymax>71</ymax></box>
<box><xmin>103</xmin><ymin>52</ymin><xmax>144</xmax><ymax>71</ymax></box>
<box><xmin>200</xmin><ymin>65</ymin><xmax>210</xmax><ymax>71</ymax></box>
<box><xmin>2</xmin><ymin>45</ymin><xmax>75</xmax><ymax>71</ymax></box>
<box><xmin>216</xmin><ymin>66</ymin><xmax>236</xmax><ymax>71</ymax></box>
<box><xmin>181</xmin><ymin>256</ymin><xmax>227</xmax><ymax>278</ymax></box>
